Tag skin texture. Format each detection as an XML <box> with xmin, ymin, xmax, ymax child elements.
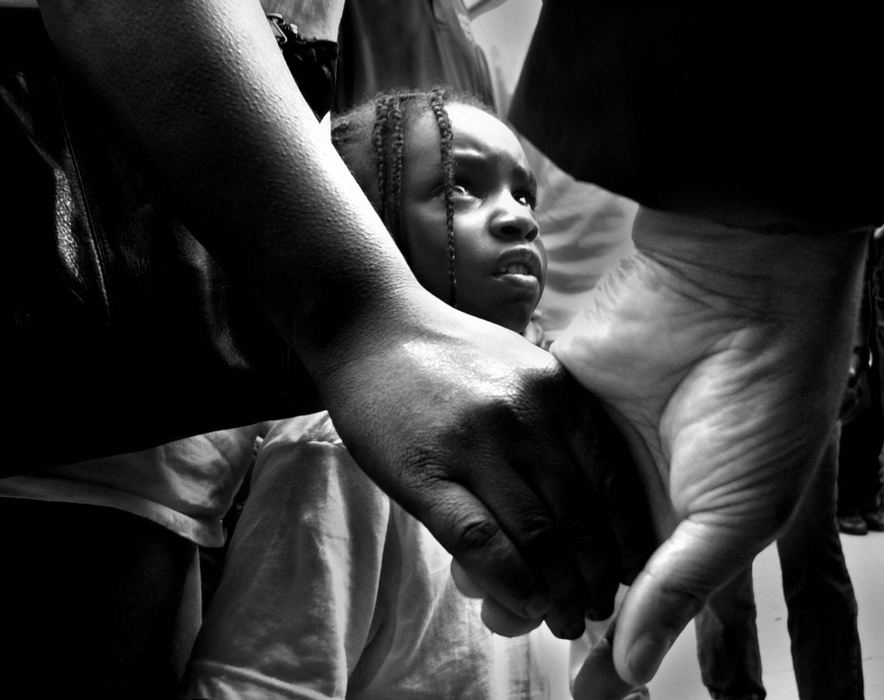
<box><xmin>34</xmin><ymin>0</ymin><xmax>639</xmax><ymax>646</ymax></box>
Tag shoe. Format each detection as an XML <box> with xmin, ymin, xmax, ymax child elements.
<box><xmin>861</xmin><ymin>508</ymin><xmax>884</xmax><ymax>532</ymax></box>
<box><xmin>838</xmin><ymin>514</ymin><xmax>869</xmax><ymax>536</ymax></box>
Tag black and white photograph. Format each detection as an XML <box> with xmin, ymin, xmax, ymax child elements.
<box><xmin>3</xmin><ymin>1</ymin><xmax>882</xmax><ymax>698</ymax></box>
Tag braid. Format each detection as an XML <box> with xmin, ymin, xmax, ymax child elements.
<box><xmin>371</xmin><ymin>97</ymin><xmax>391</xmax><ymax>225</ymax></box>
<box><xmin>429</xmin><ymin>87</ymin><xmax>456</xmax><ymax>307</ymax></box>
<box><xmin>334</xmin><ymin>87</ymin><xmax>494</xmax><ymax>307</ymax></box>
<box><xmin>388</xmin><ymin>95</ymin><xmax>407</xmax><ymax>259</ymax></box>
<box><xmin>367</xmin><ymin>94</ymin><xmax>411</xmax><ymax>260</ymax></box>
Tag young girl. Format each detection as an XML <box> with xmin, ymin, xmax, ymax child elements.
<box><xmin>181</xmin><ymin>87</ymin><xmax>567</xmax><ymax>699</ymax></box>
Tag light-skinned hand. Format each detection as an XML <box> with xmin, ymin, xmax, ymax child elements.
<box><xmin>557</xmin><ymin>207</ymin><xmax>869</xmax><ymax>695</ymax></box>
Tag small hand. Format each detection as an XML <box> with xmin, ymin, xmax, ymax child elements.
<box><xmin>557</xmin><ymin>208</ymin><xmax>869</xmax><ymax>695</ymax></box>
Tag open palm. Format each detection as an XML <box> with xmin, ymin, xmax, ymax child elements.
<box><xmin>557</xmin><ymin>208</ymin><xmax>870</xmax><ymax>696</ymax></box>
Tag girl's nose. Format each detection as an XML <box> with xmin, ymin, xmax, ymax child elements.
<box><xmin>491</xmin><ymin>196</ymin><xmax>539</xmax><ymax>242</ymax></box>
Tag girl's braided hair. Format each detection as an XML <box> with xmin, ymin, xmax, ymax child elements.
<box><xmin>331</xmin><ymin>86</ymin><xmax>493</xmax><ymax>308</ymax></box>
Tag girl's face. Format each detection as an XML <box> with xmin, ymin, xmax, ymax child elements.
<box><xmin>400</xmin><ymin>103</ymin><xmax>547</xmax><ymax>333</ymax></box>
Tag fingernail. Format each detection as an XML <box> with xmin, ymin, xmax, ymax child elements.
<box><xmin>627</xmin><ymin>633</ymin><xmax>672</xmax><ymax>681</ymax></box>
<box><xmin>525</xmin><ymin>595</ymin><xmax>549</xmax><ymax>619</ymax></box>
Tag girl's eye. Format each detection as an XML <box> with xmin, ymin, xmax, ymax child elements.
<box><xmin>436</xmin><ymin>183</ymin><xmax>471</xmax><ymax>200</ymax></box>
<box><xmin>516</xmin><ymin>191</ymin><xmax>537</xmax><ymax>209</ymax></box>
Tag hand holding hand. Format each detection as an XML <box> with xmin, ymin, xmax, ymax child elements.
<box><xmin>322</xmin><ymin>290</ymin><xmax>652</xmax><ymax>639</ymax></box>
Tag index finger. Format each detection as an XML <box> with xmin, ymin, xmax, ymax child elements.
<box><xmin>410</xmin><ymin>475</ymin><xmax>552</xmax><ymax>620</ymax></box>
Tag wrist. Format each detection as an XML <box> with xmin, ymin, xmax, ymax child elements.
<box><xmin>293</xmin><ymin>273</ymin><xmax>437</xmax><ymax>388</ymax></box>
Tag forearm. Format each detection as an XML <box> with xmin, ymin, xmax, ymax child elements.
<box><xmin>37</xmin><ymin>0</ymin><xmax>422</xmax><ymax>379</ymax></box>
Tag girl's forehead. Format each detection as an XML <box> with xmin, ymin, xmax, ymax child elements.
<box><xmin>411</xmin><ymin>102</ymin><xmax>526</xmax><ymax>161</ymax></box>
<box><xmin>446</xmin><ymin>103</ymin><xmax>508</xmax><ymax>138</ymax></box>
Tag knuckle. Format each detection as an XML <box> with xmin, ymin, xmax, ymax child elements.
<box><xmin>452</xmin><ymin>517</ymin><xmax>502</xmax><ymax>555</ymax></box>
<box><xmin>396</xmin><ymin>446</ymin><xmax>454</xmax><ymax>489</ymax></box>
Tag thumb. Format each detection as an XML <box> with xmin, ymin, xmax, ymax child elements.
<box><xmin>609</xmin><ymin>518</ymin><xmax>766</xmax><ymax>685</ymax></box>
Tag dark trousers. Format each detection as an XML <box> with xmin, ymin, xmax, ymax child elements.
<box><xmin>694</xmin><ymin>425</ymin><xmax>864</xmax><ymax>700</ymax></box>
<box><xmin>839</xmin><ymin>232</ymin><xmax>884</xmax><ymax>516</ymax></box>
<box><xmin>0</xmin><ymin>499</ymin><xmax>201</xmax><ymax>699</ymax></box>
<box><xmin>838</xmin><ymin>341</ymin><xmax>884</xmax><ymax>517</ymax></box>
